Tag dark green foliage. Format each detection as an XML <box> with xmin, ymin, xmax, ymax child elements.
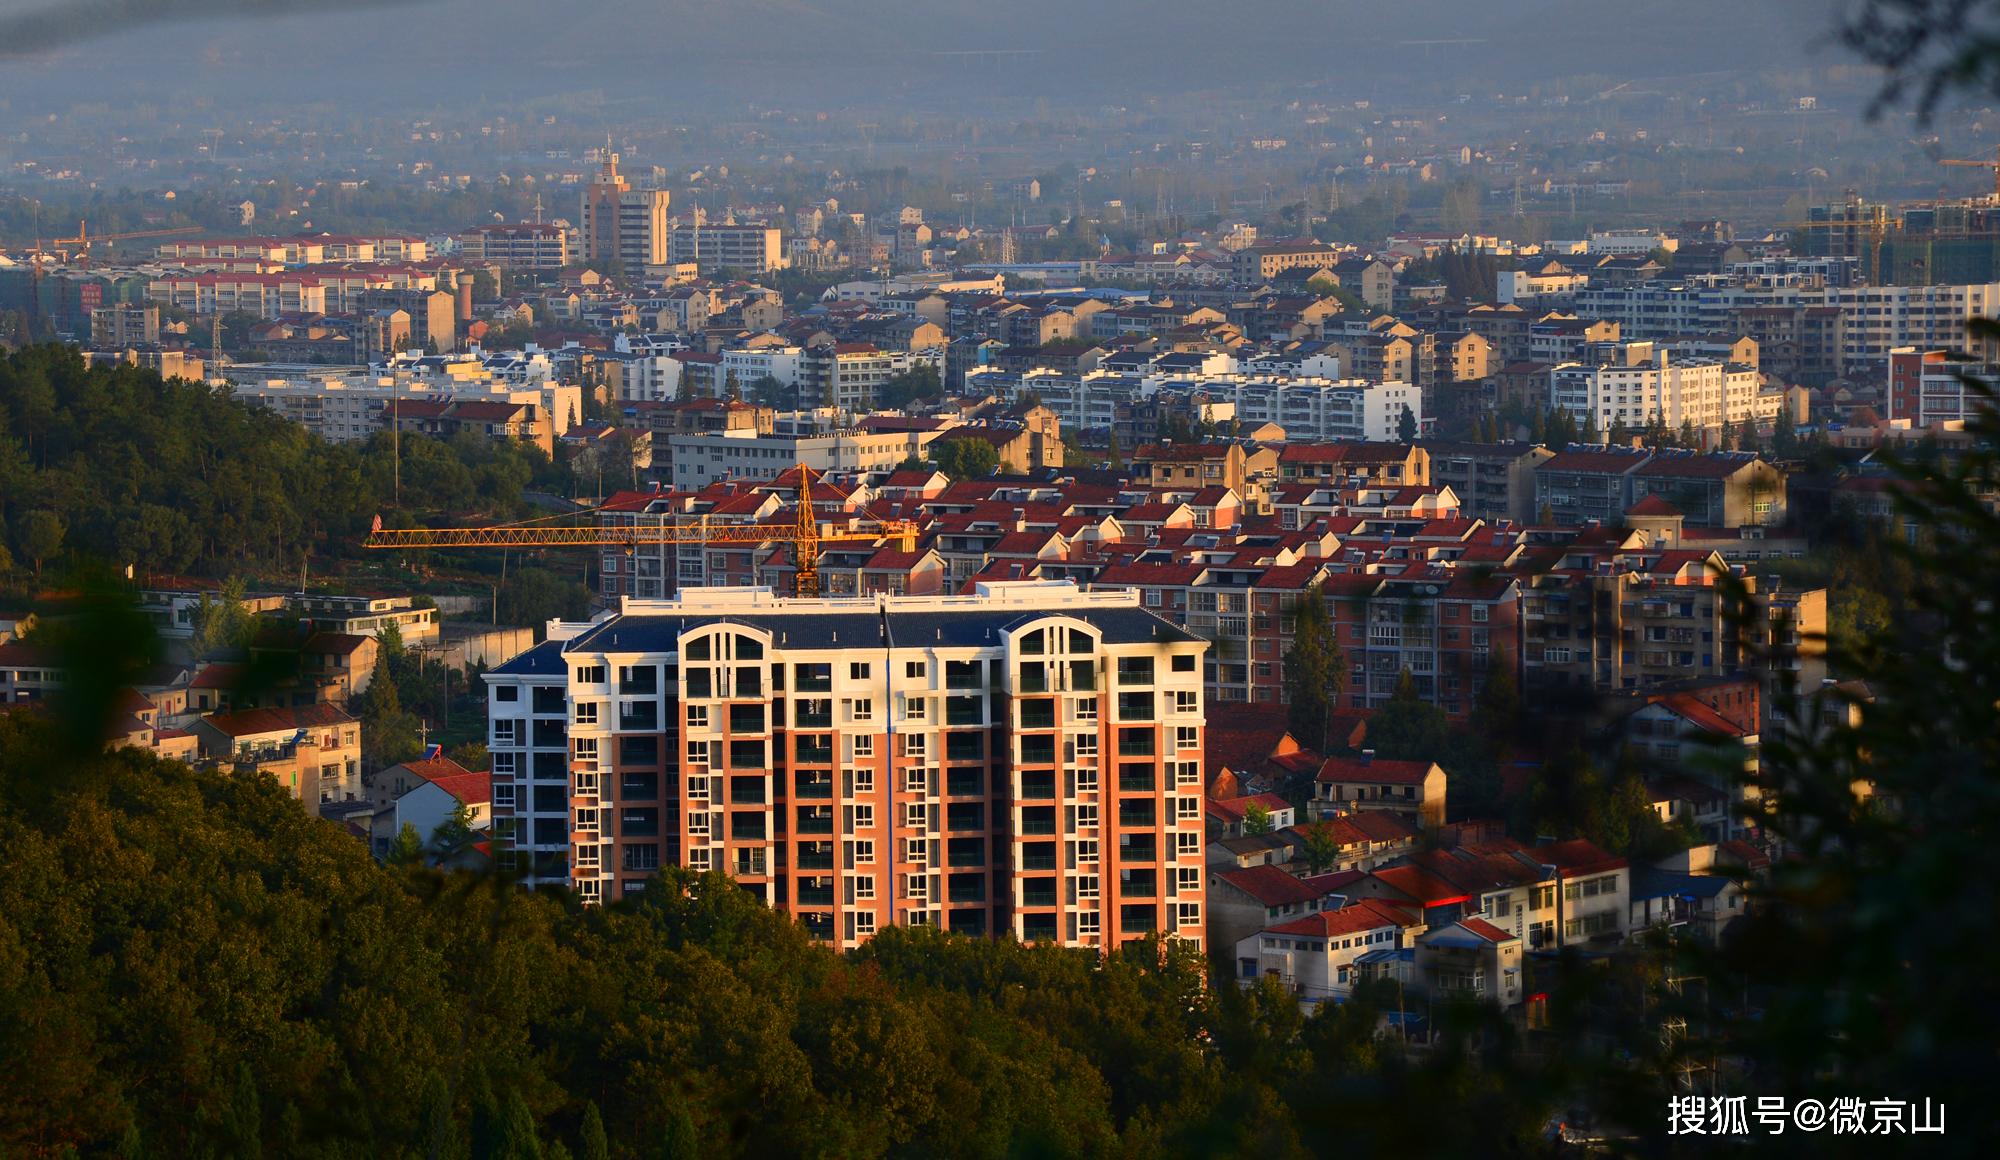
<box><xmin>0</xmin><ymin>710</ymin><xmax>1571</xmax><ymax>1157</ymax></box>
<box><xmin>876</xmin><ymin>364</ymin><xmax>942</xmax><ymax>410</ymax></box>
<box><xmin>1281</xmin><ymin>585</ymin><xmax>1343</xmax><ymax>752</ymax></box>
<box><xmin>0</xmin><ymin>346</ymin><xmax>557</xmax><ymax>583</ymax></box>
<box><xmin>929</xmin><ymin>436</ymin><xmax>999</xmax><ymax>481</ymax></box>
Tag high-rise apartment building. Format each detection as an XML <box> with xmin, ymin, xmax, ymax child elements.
<box><xmin>484</xmin><ymin>583</ymin><xmax>1209</xmax><ymax>951</ymax></box>
<box><xmin>580</xmin><ymin>153</ymin><xmax>670</xmax><ymax>269</ymax></box>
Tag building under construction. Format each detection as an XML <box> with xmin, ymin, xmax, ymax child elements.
<box><xmin>1797</xmin><ymin>194</ymin><xmax>2000</xmax><ymax>286</ymax></box>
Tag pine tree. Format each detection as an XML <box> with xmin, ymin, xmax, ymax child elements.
<box><xmin>1397</xmin><ymin>403</ymin><xmax>1418</xmax><ymax>443</ymax></box>
<box><xmin>387</xmin><ymin>822</ymin><xmax>425</xmax><ymax>867</ymax></box>
<box><xmin>1283</xmin><ymin>586</ymin><xmax>1344</xmax><ymax>752</ymax></box>
<box><xmin>659</xmin><ymin>1103</ymin><xmax>699</xmax><ymax>1160</ymax></box>
<box><xmin>579</xmin><ymin>1103</ymin><xmax>610</xmax><ymax>1160</ymax></box>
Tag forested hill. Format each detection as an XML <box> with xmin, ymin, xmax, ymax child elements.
<box><xmin>0</xmin><ymin>710</ymin><xmax>1552</xmax><ymax>1158</ymax></box>
<box><xmin>0</xmin><ymin>346</ymin><xmax>554</xmax><ymax>582</ymax></box>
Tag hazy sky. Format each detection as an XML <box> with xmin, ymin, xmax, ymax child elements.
<box><xmin>0</xmin><ymin>0</ymin><xmax>1850</xmax><ymax>113</ymax></box>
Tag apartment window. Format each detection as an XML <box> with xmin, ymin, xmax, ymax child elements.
<box><xmin>905</xmin><ymin>873</ymin><xmax>930</xmax><ymax>900</ymax></box>
<box><xmin>849</xmin><ymin>698</ymin><xmax>874</xmax><ymax>722</ymax></box>
<box><xmin>903</xmin><ymin>767</ymin><xmax>929</xmax><ymax>795</ymax></box>
<box><xmin>1176</xmin><ymin>902</ymin><xmax>1201</xmax><ymax>928</ymax></box>
<box><xmin>1176</xmin><ymin>761</ymin><xmax>1201</xmax><ymax>787</ymax></box>
<box><xmin>492</xmin><ymin>752</ymin><xmax>517</xmax><ymax>777</ymax></box>
<box><xmin>686</xmin><ymin>704</ymin><xmax>709</xmax><ymax>729</ymax></box>
<box><xmin>573</xmin><ymin>701</ymin><xmax>599</xmax><ymax>726</ymax></box>
<box><xmin>1075</xmin><ymin>874</ymin><xmax>1101</xmax><ymax>899</ymax></box>
<box><xmin>686</xmin><ymin>740</ymin><xmax>711</xmax><ymax>766</ymax></box>
<box><xmin>1073</xmin><ymin>839</ymin><xmax>1099</xmax><ymax>865</ymax></box>
<box><xmin>1174</xmin><ymin>726</ymin><xmax>1198</xmax><ymax>750</ymax></box>
<box><xmin>1175</xmin><ymin>867</ymin><xmax>1201</xmax><ymax>895</ymax></box>
<box><xmin>576</xmin><ymin>665</ymin><xmax>606</xmax><ymax>685</ymax></box>
<box><xmin>850</xmin><ymin>662</ymin><xmax>872</xmax><ymax>680</ymax></box>
<box><xmin>1173</xmin><ymin>691</ymin><xmax>1199</xmax><ymax>714</ymax></box>
<box><xmin>493</xmin><ymin>784</ymin><xmax>516</xmax><ymax>807</ymax></box>
<box><xmin>905</xmin><ymin>661</ymin><xmax>927</xmax><ymax>680</ymax></box>
<box><xmin>492</xmin><ymin>720</ymin><xmax>519</xmax><ymax>745</ymax></box>
<box><xmin>686</xmin><ymin>776</ymin><xmax>710</xmax><ymax>800</ymax></box>
<box><xmin>849</xmin><ymin>875</ymin><xmax>877</xmax><ymax>902</ymax></box>
<box><xmin>1071</xmin><ymin>803</ymin><xmax>1099</xmax><ymax>829</ymax></box>
<box><xmin>494</xmin><ymin>686</ymin><xmax>519</xmax><ymax>703</ymax></box>
<box><xmin>1172</xmin><ymin>653</ymin><xmax>1196</xmax><ymax>673</ymax></box>
<box><xmin>901</xmin><ymin>734</ymin><xmax>927</xmax><ymax>758</ymax></box>
<box><xmin>905</xmin><ymin>803</ymin><xmax>931</xmax><ymax>830</ymax></box>
<box><xmin>851</xmin><ymin>735</ymin><xmax>874</xmax><ymax>758</ymax></box>
<box><xmin>903</xmin><ymin>696</ymin><xmax>928</xmax><ymax>722</ymax></box>
<box><xmin>1176</xmin><ymin>832</ymin><xmax>1201</xmax><ymax>857</ymax></box>
<box><xmin>1175</xmin><ymin>796</ymin><xmax>1201</xmax><ymax>822</ymax></box>
<box><xmin>847</xmin><ymin>804</ymin><xmax>876</xmax><ymax>830</ymax></box>
<box><xmin>849</xmin><ymin>839</ymin><xmax>876</xmax><ymax>865</ymax></box>
<box><xmin>903</xmin><ymin>837</ymin><xmax>929</xmax><ymax>865</ymax></box>
<box><xmin>1071</xmin><ymin>734</ymin><xmax>1098</xmax><ymax>758</ymax></box>
<box><xmin>1117</xmin><ymin>656</ymin><xmax>1155</xmax><ymax>686</ymax></box>
<box><xmin>846</xmin><ymin>768</ymin><xmax>875</xmax><ymax>795</ymax></box>
<box><xmin>1075</xmin><ymin>911</ymin><xmax>1101</xmax><ymax>937</ymax></box>
<box><xmin>1471</xmin><ymin>606</ymin><xmax>1489</xmax><ymax>623</ymax></box>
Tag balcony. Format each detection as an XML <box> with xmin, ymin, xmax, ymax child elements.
<box><xmin>794</xmin><ymin>772</ymin><xmax>834</xmax><ymax>800</ymax></box>
<box><xmin>734</xmin><ymin>850</ymin><xmax>769</xmax><ymax>877</ymax></box>
<box><xmin>796</xmin><ymin>843</ymin><xmax>836</xmax><ymax>871</ymax></box>
<box><xmin>796</xmin><ymin>807</ymin><xmax>835</xmax><ymax>835</ymax></box>
<box><xmin>1020</xmin><ymin>883</ymin><xmax>1059</xmax><ymax>909</ymax></box>
<box><xmin>796</xmin><ymin>880</ymin><xmax>836</xmax><ymax>907</ymax></box>
<box><xmin>1020</xmin><ymin>807</ymin><xmax>1058</xmax><ymax>835</ymax></box>
<box><xmin>1020</xmin><ymin>842</ymin><xmax>1058</xmax><ymax>872</ymax></box>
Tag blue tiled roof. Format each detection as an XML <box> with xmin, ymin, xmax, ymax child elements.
<box><xmin>486</xmin><ymin>639</ymin><xmax>566</xmax><ymax>677</ymax></box>
<box><xmin>557</xmin><ymin>604</ymin><xmax>1198</xmax><ymax>656</ymax></box>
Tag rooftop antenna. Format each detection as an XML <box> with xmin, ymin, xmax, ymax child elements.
<box><xmin>533</xmin><ymin>192</ymin><xmax>544</xmax><ymax>225</ymax></box>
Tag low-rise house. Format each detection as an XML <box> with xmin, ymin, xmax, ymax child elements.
<box><xmin>1414</xmin><ymin>919</ymin><xmax>1525</xmax><ymax>1007</ymax></box>
<box><xmin>0</xmin><ymin>641</ymin><xmax>63</xmax><ymax>703</ymax></box>
<box><xmin>1311</xmin><ymin>752</ymin><xmax>1446</xmax><ymax>828</ymax></box>
<box><xmin>191</xmin><ymin>703</ymin><xmax>362</xmax><ymax>809</ymax></box>
<box><xmin>1233</xmin><ymin>898</ymin><xmax>1421</xmax><ymax>1001</ymax></box>
<box><xmin>1356</xmin><ymin>837</ymin><xmax>1630</xmax><ymax>951</ymax></box>
<box><xmin>1207</xmin><ymin>864</ymin><xmax>1361</xmax><ymax>954</ymax></box>
<box><xmin>369</xmin><ymin>765</ymin><xmax>492</xmax><ymax>861</ymax></box>
<box><xmin>1628</xmin><ymin>867</ymin><xmax>1745</xmax><ymax>945</ymax></box>
<box><xmin>1206</xmin><ymin>792</ymin><xmax>1296</xmax><ymax>839</ymax></box>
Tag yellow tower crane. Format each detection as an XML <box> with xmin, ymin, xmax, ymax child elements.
<box><xmin>1939</xmin><ymin>143</ymin><xmax>2000</xmax><ymax>200</ymax></box>
<box><xmin>363</xmin><ymin>469</ymin><xmax>918</xmax><ymax>599</ymax></box>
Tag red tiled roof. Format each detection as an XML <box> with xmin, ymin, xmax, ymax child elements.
<box><xmin>1218</xmin><ymin>864</ymin><xmax>1325</xmax><ymax>907</ymax></box>
<box><xmin>1206</xmin><ymin>792</ymin><xmax>1292</xmax><ymax>824</ymax></box>
<box><xmin>427</xmin><ymin>770</ymin><xmax>492</xmax><ymax>806</ymax></box>
<box><xmin>1315</xmin><ymin>755</ymin><xmax>1438</xmax><ymax>785</ymax></box>
<box><xmin>200</xmin><ymin>702</ymin><xmax>354</xmax><ymax>738</ymax></box>
<box><xmin>1535</xmin><ymin>838</ymin><xmax>1627</xmax><ymax>877</ymax></box>
<box><xmin>1368</xmin><ymin>864</ymin><xmax>1471</xmax><ymax>907</ymax></box>
<box><xmin>190</xmin><ymin>662</ymin><xmax>246</xmax><ymax>690</ymax></box>
<box><xmin>1455</xmin><ymin>917</ymin><xmax>1518</xmax><ymax>943</ymax></box>
<box><xmin>1626</xmin><ymin>494</ymin><xmax>1683</xmax><ymax>517</ymax></box>
<box><xmin>1265</xmin><ymin>898</ymin><xmax>1418</xmax><ymax>938</ymax></box>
